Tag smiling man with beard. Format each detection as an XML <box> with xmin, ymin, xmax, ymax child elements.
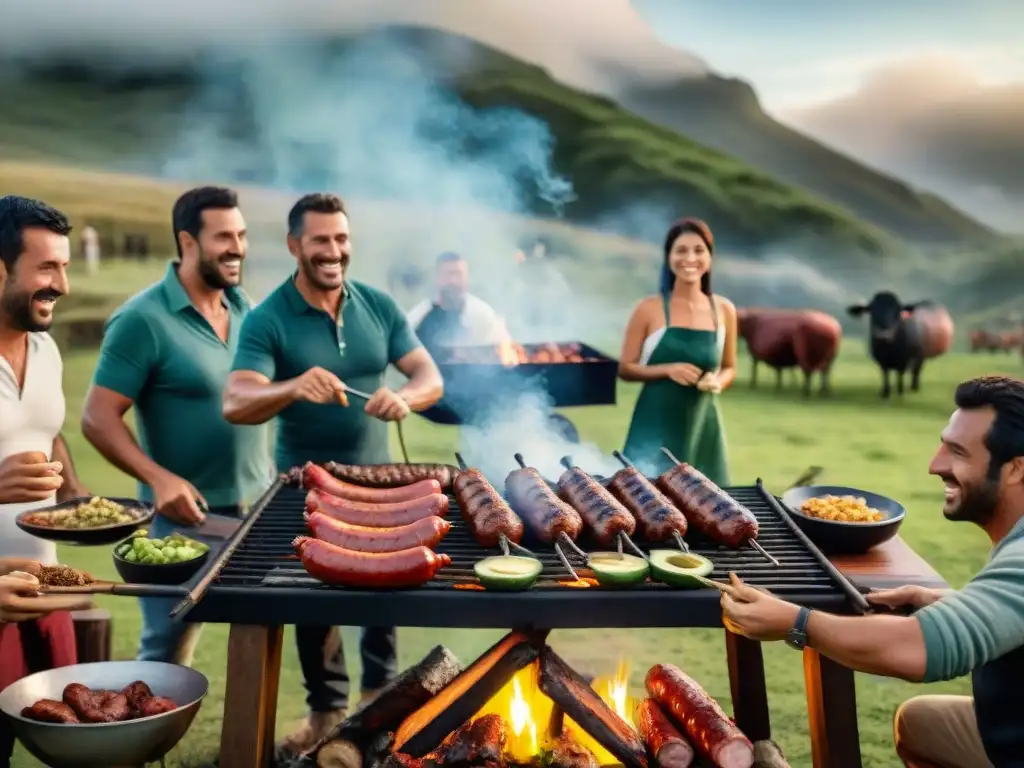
<box><xmin>721</xmin><ymin>375</ymin><xmax>1024</xmax><ymax>767</ymax></box>
<box><xmin>0</xmin><ymin>196</ymin><xmax>95</xmax><ymax>766</ymax></box>
<box><xmin>81</xmin><ymin>186</ymin><xmax>271</xmax><ymax>667</ymax></box>
<box><xmin>222</xmin><ymin>192</ymin><xmax>443</xmax><ymax>754</ymax></box>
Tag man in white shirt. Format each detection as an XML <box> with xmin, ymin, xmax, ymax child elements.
<box><xmin>406</xmin><ymin>251</ymin><xmax>510</xmax><ymax>354</ymax></box>
<box><xmin>0</xmin><ymin>195</ymin><xmax>91</xmax><ymax>765</ymax></box>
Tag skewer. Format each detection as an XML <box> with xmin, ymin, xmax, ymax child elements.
<box><xmin>456</xmin><ymin>452</ymin><xmax>532</xmax><ymax>557</ymax></box>
<box><xmin>659</xmin><ymin>447</ymin><xmax>780</xmax><ymax>567</ymax></box>
<box><xmin>672</xmin><ymin>530</ymin><xmax>691</xmax><ymax>553</ymax></box>
<box><xmin>559</xmin><ymin>455</ymin><xmax>648</xmax><ymax>562</ymax></box>
<box><xmin>513</xmin><ymin>453</ymin><xmax>580</xmax><ymax>578</ymax></box>
<box><xmin>618</xmin><ymin>531</ymin><xmax>649</xmax><ymax>559</ymax></box>
<box><xmin>615</xmin><ymin>449</ymin><xmax>690</xmax><ymax>552</ymax></box>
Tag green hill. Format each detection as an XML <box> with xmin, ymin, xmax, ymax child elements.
<box><xmin>1</xmin><ymin>25</ymin><xmax>989</xmax><ymax>264</ymax></box>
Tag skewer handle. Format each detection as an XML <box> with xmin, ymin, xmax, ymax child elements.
<box><xmin>620</xmin><ymin>533</ymin><xmax>650</xmax><ymax>561</ymax></box>
<box><xmin>454</xmin><ymin>452</ymin><xmax>469</xmax><ymax>471</ymax></box>
<box><xmin>513</xmin><ymin>453</ymin><xmax>528</xmax><ymax>469</ymax></box>
<box><xmin>499</xmin><ymin>534</ymin><xmax>510</xmax><ymax>557</ymax></box>
<box><xmin>660</xmin><ymin>447</ymin><xmax>683</xmax><ymax>466</ymax></box>
<box><xmin>558</xmin><ymin>531</ymin><xmax>588</xmax><ymax>560</ymax></box>
<box><xmin>672</xmin><ymin>530</ymin><xmax>690</xmax><ymax>553</ymax></box>
<box><xmin>554</xmin><ymin>544</ymin><xmax>579</xmax><ymax>582</ymax></box>
<box><xmin>559</xmin><ymin>455</ymin><xmax>574</xmax><ymax>471</ymax></box>
<box><xmin>611</xmin><ymin>450</ymin><xmax>634</xmax><ymax>469</ymax></box>
<box><xmin>749</xmin><ymin>538</ymin><xmax>780</xmax><ymax>567</ymax></box>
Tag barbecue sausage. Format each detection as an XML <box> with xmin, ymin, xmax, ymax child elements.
<box><xmin>301</xmin><ymin>462</ymin><xmax>442</xmax><ymax>503</ymax></box>
<box><xmin>656</xmin><ymin>464</ymin><xmax>758</xmax><ymax>548</ymax></box>
<box><xmin>637</xmin><ymin>698</ymin><xmax>695</xmax><ymax>768</ymax></box>
<box><xmin>504</xmin><ymin>467</ymin><xmax>583</xmax><ymax>543</ymax></box>
<box><xmin>324</xmin><ymin>462</ymin><xmax>459</xmax><ymax>490</ymax></box>
<box><xmin>21</xmin><ymin>699</ymin><xmax>80</xmax><ymax>724</ymax></box>
<box><xmin>307</xmin><ymin>489</ymin><xmax>449</xmax><ymax>528</ymax></box>
<box><xmin>294</xmin><ymin>536</ymin><xmax>451</xmax><ymax>588</ymax></box>
<box><xmin>137</xmin><ymin>697</ymin><xmax>178</xmax><ymax>717</ymax></box>
<box><xmin>305</xmin><ymin>510</ymin><xmax>451</xmax><ymax>553</ymax></box>
<box><xmin>609</xmin><ymin>467</ymin><xmax>688</xmax><ymax>542</ymax></box>
<box><xmin>63</xmin><ymin>683</ymin><xmax>130</xmax><ymax>723</ymax></box>
<box><xmin>645</xmin><ymin>664</ymin><xmax>753</xmax><ymax>768</ymax></box>
<box><xmin>557</xmin><ymin>466</ymin><xmax>635</xmax><ymax>547</ymax></box>
<box><xmin>452</xmin><ymin>468</ymin><xmax>525</xmax><ymax>547</ymax></box>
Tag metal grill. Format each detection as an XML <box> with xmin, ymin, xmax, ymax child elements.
<box><xmin>184</xmin><ymin>481</ymin><xmax>854</xmax><ymax>628</ymax></box>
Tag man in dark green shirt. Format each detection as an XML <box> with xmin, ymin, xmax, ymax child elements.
<box><xmin>82</xmin><ymin>187</ymin><xmax>271</xmax><ymax>665</ymax></box>
<box><xmin>223</xmin><ymin>193</ymin><xmax>443</xmax><ymax>753</ymax></box>
<box><xmin>722</xmin><ymin>376</ymin><xmax>1024</xmax><ymax>767</ymax></box>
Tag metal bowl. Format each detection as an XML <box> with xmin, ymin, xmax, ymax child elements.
<box><xmin>15</xmin><ymin>497</ymin><xmax>154</xmax><ymax>546</ymax></box>
<box><xmin>780</xmin><ymin>485</ymin><xmax>906</xmax><ymax>555</ymax></box>
<box><xmin>0</xmin><ymin>660</ymin><xmax>208</xmax><ymax>768</ymax></box>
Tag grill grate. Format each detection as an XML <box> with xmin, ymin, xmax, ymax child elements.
<box><xmin>185</xmin><ymin>481</ymin><xmax>854</xmax><ymax>628</ymax></box>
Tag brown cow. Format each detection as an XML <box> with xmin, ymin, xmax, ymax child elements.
<box><xmin>736</xmin><ymin>308</ymin><xmax>842</xmax><ymax>396</ymax></box>
<box><xmin>970</xmin><ymin>328</ymin><xmax>1019</xmax><ymax>353</ymax></box>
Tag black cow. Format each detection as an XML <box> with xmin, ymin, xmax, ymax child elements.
<box><xmin>847</xmin><ymin>291</ymin><xmax>933</xmax><ymax>399</ymax></box>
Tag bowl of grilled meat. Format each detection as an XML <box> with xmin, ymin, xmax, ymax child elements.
<box><xmin>16</xmin><ymin>496</ymin><xmax>154</xmax><ymax>545</ymax></box>
<box><xmin>780</xmin><ymin>485</ymin><xmax>905</xmax><ymax>554</ymax></box>
<box><xmin>0</xmin><ymin>660</ymin><xmax>208</xmax><ymax>768</ymax></box>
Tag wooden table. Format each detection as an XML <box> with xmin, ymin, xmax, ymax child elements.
<box><xmin>804</xmin><ymin>536</ymin><xmax>948</xmax><ymax>768</ymax></box>
<box><xmin>216</xmin><ymin>535</ymin><xmax>947</xmax><ymax>768</ymax></box>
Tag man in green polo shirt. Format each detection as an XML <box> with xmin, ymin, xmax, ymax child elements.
<box><xmin>223</xmin><ymin>192</ymin><xmax>443</xmax><ymax>753</ymax></box>
<box><xmin>81</xmin><ymin>186</ymin><xmax>270</xmax><ymax>665</ymax></box>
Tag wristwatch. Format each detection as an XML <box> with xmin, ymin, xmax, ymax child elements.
<box><xmin>786</xmin><ymin>606</ymin><xmax>811</xmax><ymax>650</ymax></box>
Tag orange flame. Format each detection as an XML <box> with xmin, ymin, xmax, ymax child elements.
<box><xmin>472</xmin><ymin>658</ymin><xmax>637</xmax><ymax>765</ymax></box>
<box><xmin>567</xmin><ymin>659</ymin><xmax>637</xmax><ymax>765</ymax></box>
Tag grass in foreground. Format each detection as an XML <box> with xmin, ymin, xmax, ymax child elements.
<box><xmin>12</xmin><ymin>344</ymin><xmax>1022</xmax><ymax>767</ymax></box>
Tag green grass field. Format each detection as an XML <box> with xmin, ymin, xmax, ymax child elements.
<box><xmin>11</xmin><ymin>336</ymin><xmax>1022</xmax><ymax>768</ymax></box>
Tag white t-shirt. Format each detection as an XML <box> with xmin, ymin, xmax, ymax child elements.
<box><xmin>0</xmin><ymin>332</ymin><xmax>66</xmax><ymax>564</ymax></box>
<box><xmin>407</xmin><ymin>294</ymin><xmax>509</xmax><ymax>347</ymax></box>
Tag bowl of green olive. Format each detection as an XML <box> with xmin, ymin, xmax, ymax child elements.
<box><xmin>113</xmin><ymin>530</ymin><xmax>211</xmax><ymax>585</ymax></box>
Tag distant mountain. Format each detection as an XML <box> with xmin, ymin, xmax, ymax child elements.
<box><xmin>616</xmin><ymin>75</ymin><xmax>996</xmax><ymax>244</ymax></box>
<box><xmin>0</xmin><ymin>25</ymin><xmax>997</xmax><ymax>258</ymax></box>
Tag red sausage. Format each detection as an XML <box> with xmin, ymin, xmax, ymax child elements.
<box><xmin>645</xmin><ymin>664</ymin><xmax>753</xmax><ymax>768</ymax></box>
<box><xmin>305</xmin><ymin>510</ymin><xmax>451</xmax><ymax>553</ymax></box>
<box><xmin>302</xmin><ymin>462</ymin><xmax>442</xmax><ymax>503</ymax></box>
<box><xmin>637</xmin><ymin>698</ymin><xmax>694</xmax><ymax>768</ymax></box>
<box><xmin>306</xmin><ymin>489</ymin><xmax>448</xmax><ymax>528</ymax></box>
<box><xmin>293</xmin><ymin>536</ymin><xmax>451</xmax><ymax>588</ymax></box>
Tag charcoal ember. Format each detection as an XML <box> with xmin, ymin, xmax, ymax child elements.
<box><xmin>540</xmin><ymin>728</ymin><xmax>598</xmax><ymax>768</ymax></box>
<box><xmin>434</xmin><ymin>714</ymin><xmax>507</xmax><ymax>767</ymax></box>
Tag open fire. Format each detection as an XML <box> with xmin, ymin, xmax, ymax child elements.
<box><xmin>473</xmin><ymin>660</ymin><xmax>636</xmax><ymax>766</ymax></box>
<box><xmin>305</xmin><ymin>633</ymin><xmax>789</xmax><ymax>768</ymax></box>
<box><xmin>441</xmin><ymin>342</ymin><xmax>604</xmax><ymax>367</ymax></box>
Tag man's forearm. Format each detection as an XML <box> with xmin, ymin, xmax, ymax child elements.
<box><xmin>81</xmin><ymin>414</ymin><xmax>167</xmax><ymax>487</ymax></box>
<box><xmin>806</xmin><ymin>611</ymin><xmax>927</xmax><ymax>681</ymax></box>
<box><xmin>222</xmin><ymin>379</ymin><xmax>297</xmax><ymax>424</ymax></box>
<box><xmin>52</xmin><ymin>434</ymin><xmax>84</xmax><ymax>500</ymax></box>
<box><xmin>398</xmin><ymin>369</ymin><xmax>443</xmax><ymax>411</ymax></box>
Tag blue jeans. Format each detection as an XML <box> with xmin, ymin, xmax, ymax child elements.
<box><xmin>295</xmin><ymin>625</ymin><xmax>396</xmax><ymax>713</ymax></box>
<box><xmin>136</xmin><ymin>506</ymin><xmax>242</xmax><ymax>663</ymax></box>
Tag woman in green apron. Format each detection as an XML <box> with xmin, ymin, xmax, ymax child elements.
<box><xmin>620</xmin><ymin>218</ymin><xmax>738</xmax><ymax>484</ymax></box>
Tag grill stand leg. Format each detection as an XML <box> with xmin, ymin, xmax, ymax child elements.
<box><xmin>724</xmin><ymin>631</ymin><xmax>771</xmax><ymax>742</ymax></box>
<box><xmin>804</xmin><ymin>648</ymin><xmax>862</xmax><ymax>768</ymax></box>
<box><xmin>219</xmin><ymin>624</ymin><xmax>284</xmax><ymax>768</ymax></box>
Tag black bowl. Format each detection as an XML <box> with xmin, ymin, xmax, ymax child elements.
<box><xmin>15</xmin><ymin>497</ymin><xmax>154</xmax><ymax>546</ymax></box>
<box><xmin>113</xmin><ymin>538</ymin><xmax>210</xmax><ymax>586</ymax></box>
<box><xmin>779</xmin><ymin>485</ymin><xmax>906</xmax><ymax>555</ymax></box>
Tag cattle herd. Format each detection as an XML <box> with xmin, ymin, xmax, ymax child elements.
<box><xmin>969</xmin><ymin>327</ymin><xmax>1023</xmax><ymax>354</ymax></box>
<box><xmin>738</xmin><ymin>291</ymin><xmax>959</xmax><ymax>399</ymax></box>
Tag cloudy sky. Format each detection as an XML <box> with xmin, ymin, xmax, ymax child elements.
<box><xmin>634</xmin><ymin>0</ymin><xmax>1024</xmax><ymax>230</ymax></box>
<box><xmin>1</xmin><ymin>0</ymin><xmax>1020</xmax><ymax>229</ymax></box>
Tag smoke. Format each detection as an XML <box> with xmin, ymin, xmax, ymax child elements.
<box><xmin>459</xmin><ymin>391</ymin><xmax>621</xmax><ymax>486</ymax></box>
<box><xmin>0</xmin><ymin>0</ymin><xmax>708</xmax><ymax>93</ymax></box>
